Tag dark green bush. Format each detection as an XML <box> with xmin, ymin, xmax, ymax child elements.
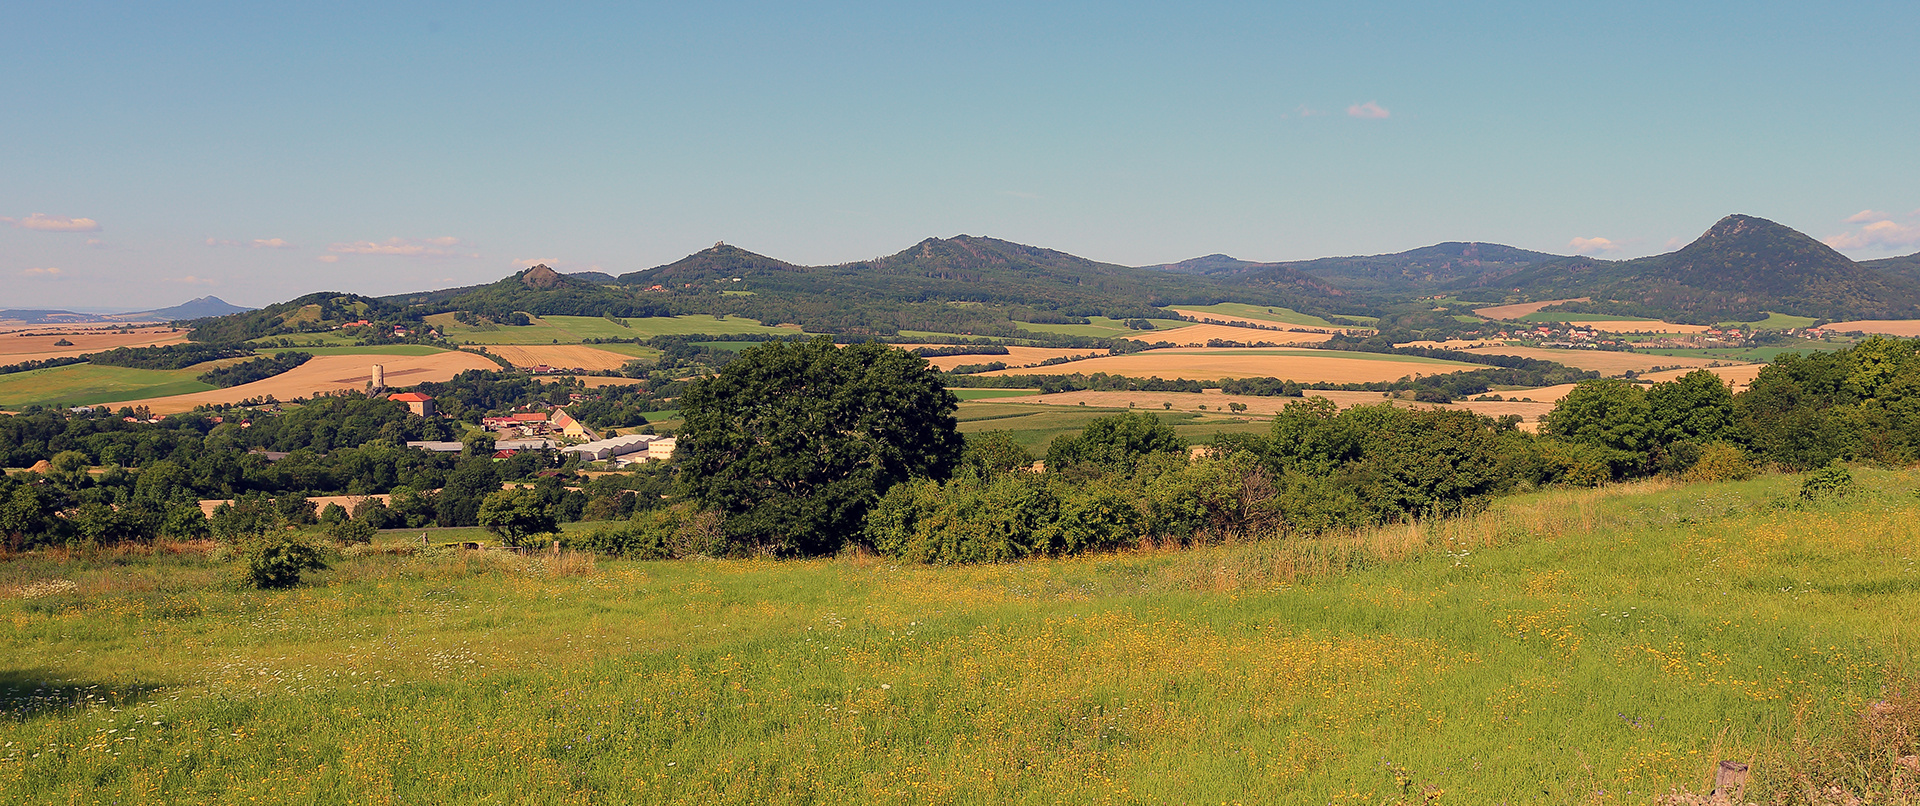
<box><xmin>237</xmin><ymin>533</ymin><xmax>329</xmax><ymax>589</ymax></box>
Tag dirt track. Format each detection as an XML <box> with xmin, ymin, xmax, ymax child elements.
<box><xmin>101</xmin><ymin>352</ymin><xmax>498</xmax><ymax>414</ymax></box>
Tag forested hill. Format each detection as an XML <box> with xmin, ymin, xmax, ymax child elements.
<box><xmin>1861</xmin><ymin>251</ymin><xmax>1920</xmax><ymax>284</ymax></box>
<box><xmin>184</xmin><ymin>292</ymin><xmax>401</xmax><ymax>342</ymax></box>
<box><xmin>609</xmin><ymin>237</ymin><xmax>1361</xmax><ymax>330</ymax></box>
<box><xmin>1144</xmin><ymin>242</ymin><xmax>1563</xmax><ymax>295</ymax></box>
<box><xmin>1491</xmin><ymin>214</ymin><xmax>1920</xmax><ymax>321</ymax></box>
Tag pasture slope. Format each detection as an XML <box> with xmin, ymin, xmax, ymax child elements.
<box><xmin>2</xmin><ymin>470</ymin><xmax>1915</xmax><ymax>803</ymax></box>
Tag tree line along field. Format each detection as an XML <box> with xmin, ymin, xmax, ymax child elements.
<box><xmin>3</xmin><ymin>470</ymin><xmax>1915</xmax><ymax>803</ymax></box>
<box><xmin>425</xmin><ymin>313</ymin><xmax>798</xmax><ymax>344</ymax></box>
<box><xmin>982</xmin><ymin>348</ymin><xmax>1481</xmax><ymax>384</ymax></box>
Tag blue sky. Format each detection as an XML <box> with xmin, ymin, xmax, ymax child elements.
<box><xmin>5</xmin><ymin>1</ymin><xmax>1918</xmax><ymax>309</ymax></box>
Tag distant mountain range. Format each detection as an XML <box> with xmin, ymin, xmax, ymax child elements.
<box><xmin>0</xmin><ymin>296</ymin><xmax>252</xmax><ymax>326</ymax></box>
<box><xmin>1140</xmin><ymin>215</ymin><xmax>1920</xmax><ymax>322</ymax></box>
<box><xmin>167</xmin><ymin>214</ymin><xmax>1920</xmax><ymax>340</ymax></box>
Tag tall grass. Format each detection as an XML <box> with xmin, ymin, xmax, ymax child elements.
<box><xmin>2</xmin><ymin>470</ymin><xmax>1916</xmax><ymax>803</ymax></box>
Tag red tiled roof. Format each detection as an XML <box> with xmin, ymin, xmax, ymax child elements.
<box><xmin>388</xmin><ymin>392</ymin><xmax>432</xmax><ymax>402</ymax></box>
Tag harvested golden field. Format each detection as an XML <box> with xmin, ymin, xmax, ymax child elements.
<box><xmin>899</xmin><ymin>346</ymin><xmax>1106</xmax><ymax>371</ymax></box>
<box><xmin>1640</xmin><ymin>362</ymin><xmax>1767</xmax><ymax>389</ymax></box>
<box><xmin>1471</xmin><ymin>298</ymin><xmax>1586</xmax><ymax>319</ymax></box>
<box><xmin>1824</xmin><ymin>319</ymin><xmax>1920</xmax><ymax>336</ymax></box>
<box><xmin>1118</xmin><ymin>323</ymin><xmax>1334</xmax><ymax>347</ymax></box>
<box><xmin>1457</xmin><ymin>345</ymin><xmax>1723</xmax><ymax>375</ymax></box>
<box><xmin>469</xmin><ymin>344</ymin><xmax>638</xmax><ymax>371</ymax></box>
<box><xmin>0</xmin><ymin>326</ymin><xmax>189</xmax><ymax>361</ymax></box>
<box><xmin>1019</xmin><ymin>388</ymin><xmax>1559</xmax><ymax>430</ymax></box>
<box><xmin>982</xmin><ymin>348</ymin><xmax>1473</xmax><ymax>383</ymax></box>
<box><xmin>1168</xmin><ymin>309</ymin><xmax>1364</xmax><ymax>333</ymax></box>
<box><xmin>100</xmin><ymin>352</ymin><xmax>498</xmax><ymax>414</ymax></box>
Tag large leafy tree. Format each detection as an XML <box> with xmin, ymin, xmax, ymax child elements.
<box><xmin>1044</xmin><ymin>411</ymin><xmax>1185</xmax><ymax>474</ymax></box>
<box><xmin>477</xmin><ymin>488</ymin><xmax>559</xmax><ymax>548</ymax></box>
<box><xmin>1544</xmin><ymin>379</ymin><xmax>1652</xmax><ymax>454</ymax></box>
<box><xmin>677</xmin><ymin>337</ymin><xmax>963</xmax><ymax>555</ymax></box>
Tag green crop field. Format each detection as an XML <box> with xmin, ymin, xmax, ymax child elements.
<box><xmin>431</xmin><ymin>314</ymin><xmax>581</xmax><ymax>344</ymax></box>
<box><xmin>245</xmin><ymin>331</ymin><xmax>378</xmax><ymax>348</ymax></box>
<box><xmin>0</xmin><ymin>363</ymin><xmax>215</xmax><ymax>409</ymax></box>
<box><xmin>607</xmin><ymin>316</ymin><xmax>795</xmax><ymax>338</ymax></box>
<box><xmin>1720</xmin><ymin>312</ymin><xmax>1820</xmax><ymax>330</ymax></box>
<box><xmin>538</xmin><ymin>316</ymin><xmax>655</xmax><ymax>340</ymax></box>
<box><xmin>3</xmin><ymin>470</ymin><xmax>1914</xmax><ymax>803</ymax></box>
<box><xmin>1175</xmin><ymin>302</ymin><xmax>1351</xmax><ymax>328</ymax></box>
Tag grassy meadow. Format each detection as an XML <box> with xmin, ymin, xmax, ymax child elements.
<box><xmin>1718</xmin><ymin>313</ymin><xmax>1820</xmax><ymax>331</ymax></box>
<box><xmin>0</xmin><ymin>363</ymin><xmax>216</xmax><ymax>409</ymax></box>
<box><xmin>3</xmin><ymin>469</ymin><xmax>1917</xmax><ymax>803</ymax></box>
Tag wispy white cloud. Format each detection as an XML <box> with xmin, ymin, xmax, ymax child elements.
<box><xmin>316</xmin><ymin>255</ymin><xmax>341</xmax><ymax>263</ymax></box>
<box><xmin>207</xmin><ymin>236</ymin><xmax>296</xmax><ymax>249</ymax></box>
<box><xmin>1826</xmin><ymin>219</ymin><xmax>1920</xmax><ymax>251</ymax></box>
<box><xmin>327</xmin><ymin>236</ymin><xmax>474</xmax><ymax>258</ymax></box>
<box><xmin>1346</xmin><ymin>101</ymin><xmax>1390</xmax><ymax>119</ymax></box>
<box><xmin>1567</xmin><ymin>236</ymin><xmax>1621</xmax><ymax>255</ymax></box>
<box><xmin>1825</xmin><ymin>208</ymin><xmax>1920</xmax><ymax>252</ymax></box>
<box><xmin>164</xmin><ymin>275</ymin><xmax>216</xmax><ymax>285</ymax></box>
<box><xmin>20</xmin><ymin>267</ymin><xmax>66</xmax><ymax>278</ymax></box>
<box><xmin>85</xmin><ymin>239</ymin><xmax>105</xmax><ymax>249</ymax></box>
<box><xmin>6</xmin><ymin>213</ymin><xmax>102</xmax><ymax>232</ymax></box>
<box><xmin>1294</xmin><ymin>105</ymin><xmax>1325</xmax><ymax>117</ymax></box>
